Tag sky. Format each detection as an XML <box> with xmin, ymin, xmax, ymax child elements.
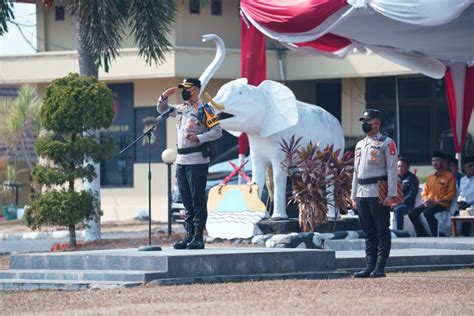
<box><xmin>0</xmin><ymin>3</ymin><xmax>37</xmax><ymax>55</ymax></box>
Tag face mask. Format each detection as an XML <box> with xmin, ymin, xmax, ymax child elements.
<box><xmin>362</xmin><ymin>122</ymin><xmax>373</xmax><ymax>133</ymax></box>
<box><xmin>181</xmin><ymin>90</ymin><xmax>192</xmax><ymax>101</ymax></box>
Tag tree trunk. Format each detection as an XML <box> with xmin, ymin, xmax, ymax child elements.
<box><xmin>76</xmin><ymin>17</ymin><xmax>101</xmax><ymax>242</ymax></box>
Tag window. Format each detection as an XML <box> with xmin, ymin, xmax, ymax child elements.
<box><xmin>366</xmin><ymin>77</ymin><xmax>397</xmax><ymax>140</ymax></box>
<box><xmin>211</xmin><ymin>0</ymin><xmax>222</xmax><ymax>16</ymax></box>
<box><xmin>366</xmin><ymin>76</ymin><xmax>453</xmax><ymax>164</ymax></box>
<box><xmin>101</xmin><ymin>83</ymin><xmax>134</xmax><ymax>187</ymax></box>
<box><xmin>315</xmin><ymin>79</ymin><xmax>342</xmax><ymax>122</ymax></box>
<box><xmin>55</xmin><ymin>6</ymin><xmax>65</xmax><ymax>21</ymax></box>
<box><xmin>189</xmin><ymin>0</ymin><xmax>200</xmax><ymax>14</ymax></box>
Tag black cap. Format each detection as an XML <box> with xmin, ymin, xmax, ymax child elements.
<box><xmin>465</xmin><ymin>156</ymin><xmax>474</xmax><ymax>164</ymax></box>
<box><xmin>432</xmin><ymin>151</ymin><xmax>447</xmax><ymax>159</ymax></box>
<box><xmin>359</xmin><ymin>109</ymin><xmax>381</xmax><ymax>121</ymax></box>
<box><xmin>449</xmin><ymin>156</ymin><xmax>458</xmax><ymax>164</ymax></box>
<box><xmin>178</xmin><ymin>78</ymin><xmax>201</xmax><ymax>89</ymax></box>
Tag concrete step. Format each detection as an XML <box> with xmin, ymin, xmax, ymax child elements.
<box><xmin>0</xmin><ymin>269</ymin><xmax>167</xmax><ymax>282</ymax></box>
<box><xmin>0</xmin><ymin>279</ymin><xmax>141</xmax><ymax>291</ymax></box>
<box><xmin>336</xmin><ymin>248</ymin><xmax>474</xmax><ymax>270</ymax></box>
<box><xmin>9</xmin><ymin>248</ymin><xmax>336</xmax><ymax>277</ymax></box>
<box><xmin>9</xmin><ymin>249</ymin><xmax>168</xmax><ymax>272</ymax></box>
<box><xmin>325</xmin><ymin>237</ymin><xmax>474</xmax><ymax>252</ymax></box>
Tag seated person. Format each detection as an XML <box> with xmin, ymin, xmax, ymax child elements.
<box><xmin>392</xmin><ymin>157</ymin><xmax>419</xmax><ymax>230</ymax></box>
<box><xmin>457</xmin><ymin>156</ymin><xmax>474</xmax><ymax>236</ymax></box>
<box><xmin>408</xmin><ymin>152</ymin><xmax>456</xmax><ymax>236</ymax></box>
<box><xmin>449</xmin><ymin>156</ymin><xmax>463</xmax><ymax>186</ymax></box>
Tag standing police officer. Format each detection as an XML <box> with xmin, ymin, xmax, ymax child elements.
<box><xmin>351</xmin><ymin>109</ymin><xmax>398</xmax><ymax>278</ymax></box>
<box><xmin>158</xmin><ymin>78</ymin><xmax>222</xmax><ymax>249</ymax></box>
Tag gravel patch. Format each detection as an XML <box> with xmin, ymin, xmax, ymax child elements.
<box><xmin>1</xmin><ymin>269</ymin><xmax>473</xmax><ymax>315</ymax></box>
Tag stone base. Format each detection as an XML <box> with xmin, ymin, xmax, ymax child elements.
<box><xmin>257</xmin><ymin>218</ymin><xmax>301</xmax><ymax>234</ymax></box>
<box><xmin>257</xmin><ymin>216</ymin><xmax>361</xmax><ymax>235</ymax></box>
<box><xmin>315</xmin><ymin>217</ymin><xmax>361</xmax><ymax>233</ymax></box>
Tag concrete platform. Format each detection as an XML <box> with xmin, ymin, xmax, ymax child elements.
<box><xmin>1</xmin><ymin>247</ymin><xmax>345</xmax><ymax>291</ymax></box>
<box><xmin>337</xmin><ymin>248</ymin><xmax>474</xmax><ymax>271</ymax></box>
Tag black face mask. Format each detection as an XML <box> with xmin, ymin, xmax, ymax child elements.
<box><xmin>362</xmin><ymin>122</ymin><xmax>373</xmax><ymax>133</ymax></box>
<box><xmin>181</xmin><ymin>90</ymin><xmax>192</xmax><ymax>101</ymax></box>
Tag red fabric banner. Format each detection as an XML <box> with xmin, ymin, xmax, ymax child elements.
<box><xmin>295</xmin><ymin>33</ymin><xmax>351</xmax><ymax>52</ymax></box>
<box><xmin>240</xmin><ymin>0</ymin><xmax>347</xmax><ymax>33</ymax></box>
<box><xmin>445</xmin><ymin>66</ymin><xmax>474</xmax><ymax>153</ymax></box>
<box><xmin>239</xmin><ymin>13</ymin><xmax>266</xmax><ymax>154</ymax></box>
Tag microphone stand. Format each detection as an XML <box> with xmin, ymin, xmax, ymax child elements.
<box><xmin>119</xmin><ymin>111</ymin><xmax>172</xmax><ymax>251</ymax></box>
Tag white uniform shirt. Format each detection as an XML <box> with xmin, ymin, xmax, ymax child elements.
<box><xmin>157</xmin><ymin>96</ymin><xmax>222</xmax><ymax>165</ymax></box>
<box><xmin>351</xmin><ymin>132</ymin><xmax>398</xmax><ymax>199</ymax></box>
<box><xmin>458</xmin><ymin>176</ymin><xmax>474</xmax><ymax>205</ymax></box>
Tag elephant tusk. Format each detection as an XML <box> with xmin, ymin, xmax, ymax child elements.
<box><xmin>205</xmin><ymin>92</ymin><xmax>225</xmax><ymax>110</ymax></box>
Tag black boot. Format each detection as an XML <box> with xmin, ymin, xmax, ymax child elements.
<box><xmin>370</xmin><ymin>256</ymin><xmax>387</xmax><ymax>278</ymax></box>
<box><xmin>173</xmin><ymin>225</ymin><xmax>194</xmax><ymax>250</ymax></box>
<box><xmin>354</xmin><ymin>256</ymin><xmax>376</xmax><ymax>278</ymax></box>
<box><xmin>186</xmin><ymin>227</ymin><xmax>205</xmax><ymax>250</ymax></box>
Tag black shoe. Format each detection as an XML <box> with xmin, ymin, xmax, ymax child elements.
<box><xmin>186</xmin><ymin>228</ymin><xmax>205</xmax><ymax>249</ymax></box>
<box><xmin>370</xmin><ymin>256</ymin><xmax>387</xmax><ymax>278</ymax></box>
<box><xmin>354</xmin><ymin>256</ymin><xmax>376</xmax><ymax>278</ymax></box>
<box><xmin>173</xmin><ymin>226</ymin><xmax>194</xmax><ymax>250</ymax></box>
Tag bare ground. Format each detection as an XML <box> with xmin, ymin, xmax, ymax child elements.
<box><xmin>0</xmin><ymin>269</ymin><xmax>473</xmax><ymax>315</ymax></box>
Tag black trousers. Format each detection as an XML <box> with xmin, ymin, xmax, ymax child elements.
<box><xmin>357</xmin><ymin>197</ymin><xmax>391</xmax><ymax>259</ymax></box>
<box><xmin>408</xmin><ymin>204</ymin><xmax>446</xmax><ymax>237</ymax></box>
<box><xmin>176</xmin><ymin>163</ymin><xmax>209</xmax><ymax>230</ymax></box>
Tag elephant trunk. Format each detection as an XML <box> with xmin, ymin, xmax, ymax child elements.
<box><xmin>198</xmin><ymin>34</ymin><xmax>226</xmax><ymax>96</ymax></box>
<box><xmin>205</xmin><ymin>92</ymin><xmax>225</xmax><ymax>110</ymax></box>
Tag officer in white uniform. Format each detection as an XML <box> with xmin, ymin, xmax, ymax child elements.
<box><xmin>157</xmin><ymin>78</ymin><xmax>222</xmax><ymax>249</ymax></box>
<box><xmin>351</xmin><ymin>109</ymin><xmax>398</xmax><ymax>278</ymax></box>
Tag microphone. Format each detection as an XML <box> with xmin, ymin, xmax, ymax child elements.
<box><xmin>157</xmin><ymin>107</ymin><xmax>175</xmax><ymax>119</ymax></box>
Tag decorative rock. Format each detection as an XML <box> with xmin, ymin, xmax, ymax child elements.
<box><xmin>311</xmin><ymin>233</ymin><xmax>324</xmax><ymax>249</ymax></box>
<box><xmin>251</xmin><ymin>234</ymin><xmax>273</xmax><ymax>245</ymax></box>
<box><xmin>269</xmin><ymin>234</ymin><xmax>294</xmax><ymax>245</ymax></box>
<box><xmin>320</xmin><ymin>233</ymin><xmax>335</xmax><ymax>240</ymax></box>
<box><xmin>205</xmin><ymin>236</ymin><xmax>215</xmax><ymax>243</ymax></box>
<box><xmin>296</xmin><ymin>242</ymin><xmax>307</xmax><ymax>249</ymax></box>
<box><xmin>135</xmin><ymin>210</ymin><xmax>149</xmax><ymax>221</ymax></box>
<box><xmin>345</xmin><ymin>231</ymin><xmax>360</xmax><ymax>240</ymax></box>
<box><xmin>332</xmin><ymin>231</ymin><xmax>348</xmax><ymax>240</ymax></box>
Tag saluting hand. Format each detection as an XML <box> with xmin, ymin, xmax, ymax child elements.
<box><xmin>163</xmin><ymin>87</ymin><xmax>177</xmax><ymax>98</ymax></box>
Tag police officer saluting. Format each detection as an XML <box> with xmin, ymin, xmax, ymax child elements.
<box><xmin>157</xmin><ymin>78</ymin><xmax>222</xmax><ymax>249</ymax></box>
<box><xmin>351</xmin><ymin>109</ymin><xmax>398</xmax><ymax>278</ymax></box>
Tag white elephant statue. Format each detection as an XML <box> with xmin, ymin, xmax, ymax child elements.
<box><xmin>208</xmin><ymin>78</ymin><xmax>345</xmax><ymax>219</ymax></box>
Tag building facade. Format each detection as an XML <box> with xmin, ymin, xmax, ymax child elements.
<box><xmin>1</xmin><ymin>0</ymin><xmax>473</xmax><ymax>220</ymax></box>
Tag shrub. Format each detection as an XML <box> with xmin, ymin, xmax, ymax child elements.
<box><xmin>280</xmin><ymin>135</ymin><xmax>354</xmax><ymax>232</ymax></box>
<box><xmin>25</xmin><ymin>73</ymin><xmax>115</xmax><ymax>246</ymax></box>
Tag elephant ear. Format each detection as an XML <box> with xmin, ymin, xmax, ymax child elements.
<box><xmin>257</xmin><ymin>80</ymin><xmax>299</xmax><ymax>137</ymax></box>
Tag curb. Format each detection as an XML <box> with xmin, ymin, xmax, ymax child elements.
<box><xmin>1</xmin><ymin>229</ymin><xmax>150</xmax><ymax>241</ymax></box>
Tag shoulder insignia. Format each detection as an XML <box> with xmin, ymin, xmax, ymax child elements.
<box><xmin>203</xmin><ymin>104</ymin><xmax>219</xmax><ymax>128</ymax></box>
<box><xmin>388</xmin><ymin>140</ymin><xmax>397</xmax><ymax>155</ymax></box>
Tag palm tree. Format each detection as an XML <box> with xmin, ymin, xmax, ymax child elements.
<box><xmin>0</xmin><ymin>86</ymin><xmax>41</xmax><ymax>174</ymax></box>
<box><xmin>0</xmin><ymin>0</ymin><xmax>14</xmax><ymax>37</ymax></box>
<box><xmin>0</xmin><ymin>86</ymin><xmax>42</xmax><ymax>206</ymax></box>
<box><xmin>68</xmin><ymin>0</ymin><xmax>177</xmax><ymax>241</ymax></box>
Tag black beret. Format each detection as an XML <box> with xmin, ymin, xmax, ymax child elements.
<box><xmin>464</xmin><ymin>156</ymin><xmax>474</xmax><ymax>164</ymax></box>
<box><xmin>178</xmin><ymin>78</ymin><xmax>201</xmax><ymax>89</ymax></box>
<box><xmin>359</xmin><ymin>109</ymin><xmax>382</xmax><ymax>121</ymax></box>
<box><xmin>432</xmin><ymin>151</ymin><xmax>447</xmax><ymax>159</ymax></box>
